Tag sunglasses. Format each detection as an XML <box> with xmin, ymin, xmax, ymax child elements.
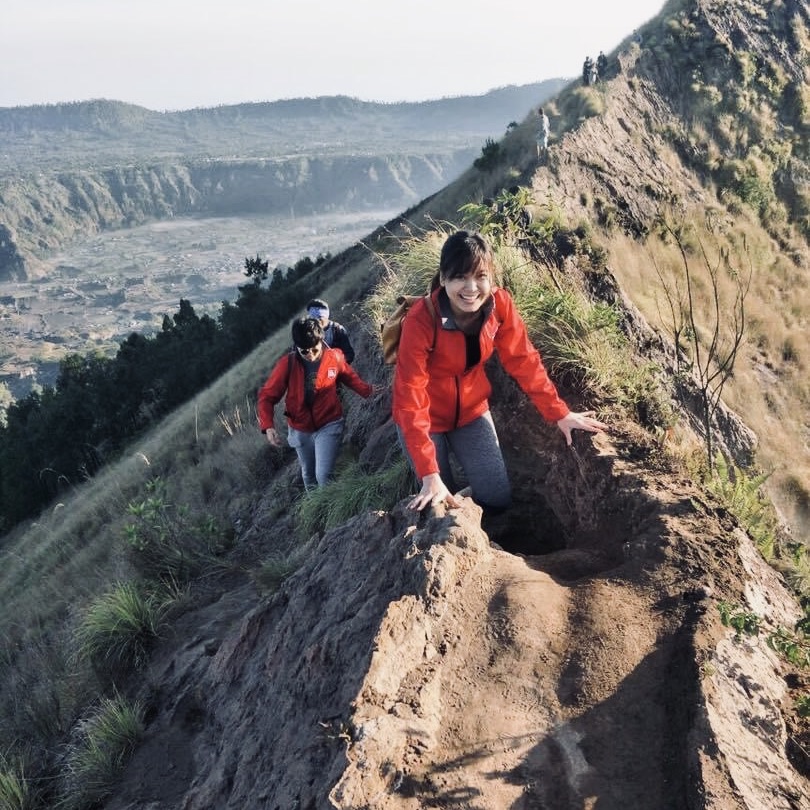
<box><xmin>296</xmin><ymin>344</ymin><xmax>320</xmax><ymax>357</ymax></box>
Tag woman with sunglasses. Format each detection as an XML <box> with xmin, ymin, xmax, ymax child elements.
<box><xmin>258</xmin><ymin>317</ymin><xmax>375</xmax><ymax>491</ymax></box>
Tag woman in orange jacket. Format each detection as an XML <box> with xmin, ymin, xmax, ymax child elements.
<box><xmin>258</xmin><ymin>317</ymin><xmax>374</xmax><ymax>491</ymax></box>
<box><xmin>392</xmin><ymin>230</ymin><xmax>607</xmax><ymax>512</ymax></box>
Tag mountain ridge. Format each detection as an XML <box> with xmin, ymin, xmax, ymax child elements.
<box><xmin>1</xmin><ymin>0</ymin><xmax>810</xmax><ymax>806</ymax></box>
<box><xmin>0</xmin><ymin>81</ymin><xmax>567</xmax><ymax>166</ymax></box>
<box><xmin>0</xmin><ymin>80</ymin><xmax>566</xmax><ymax>281</ymax></box>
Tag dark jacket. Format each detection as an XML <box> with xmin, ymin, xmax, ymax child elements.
<box><xmin>323</xmin><ymin>321</ymin><xmax>355</xmax><ymax>364</ymax></box>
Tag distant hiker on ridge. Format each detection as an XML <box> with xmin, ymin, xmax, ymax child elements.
<box><xmin>583</xmin><ymin>56</ymin><xmax>595</xmax><ymax>86</ymax></box>
<box><xmin>597</xmin><ymin>51</ymin><xmax>608</xmax><ymax>81</ymax></box>
<box><xmin>536</xmin><ymin>107</ymin><xmax>550</xmax><ymax>159</ymax></box>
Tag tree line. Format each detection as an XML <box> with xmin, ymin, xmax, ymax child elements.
<box><xmin>0</xmin><ymin>253</ymin><xmax>327</xmax><ymax>532</ymax></box>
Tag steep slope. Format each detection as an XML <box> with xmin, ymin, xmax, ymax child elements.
<box><xmin>4</xmin><ymin>0</ymin><xmax>810</xmax><ymax>807</ymax></box>
<box><xmin>516</xmin><ymin>2</ymin><xmax>810</xmax><ymax>540</ymax></box>
<box><xmin>104</xmin><ymin>400</ymin><xmax>807</xmax><ymax>809</ymax></box>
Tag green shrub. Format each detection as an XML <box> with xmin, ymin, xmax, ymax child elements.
<box><xmin>460</xmin><ymin>186</ymin><xmax>566</xmax><ymax>249</ymax></box>
<box><xmin>717</xmin><ymin>155</ymin><xmax>776</xmax><ymax>217</ymax></box>
<box><xmin>124</xmin><ymin>477</ymin><xmax>231</xmax><ymax>583</ymax></box>
<box><xmin>473</xmin><ymin>138</ymin><xmax>504</xmax><ymax>173</ymax></box>
<box><xmin>717</xmin><ymin>600</ymin><xmax>760</xmax><ymax>638</ymax></box>
<box><xmin>705</xmin><ymin>454</ymin><xmax>777</xmax><ymax>558</ymax></box>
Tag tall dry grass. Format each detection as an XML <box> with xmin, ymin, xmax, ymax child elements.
<box><xmin>606</xmin><ymin>211</ymin><xmax>810</xmax><ymax>538</ymax></box>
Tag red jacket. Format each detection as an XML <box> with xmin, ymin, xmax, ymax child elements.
<box><xmin>392</xmin><ymin>287</ymin><xmax>569</xmax><ymax>479</ymax></box>
<box><xmin>258</xmin><ymin>346</ymin><xmax>372</xmax><ymax>434</ymax></box>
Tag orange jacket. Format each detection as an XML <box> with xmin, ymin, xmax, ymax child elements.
<box><xmin>392</xmin><ymin>287</ymin><xmax>569</xmax><ymax>479</ymax></box>
<box><xmin>258</xmin><ymin>346</ymin><xmax>372</xmax><ymax>434</ymax></box>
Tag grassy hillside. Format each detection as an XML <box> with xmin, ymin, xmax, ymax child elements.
<box><xmin>1</xmin><ymin>0</ymin><xmax>809</xmax><ymax>804</ymax></box>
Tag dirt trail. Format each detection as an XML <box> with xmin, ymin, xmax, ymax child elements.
<box><xmin>102</xmin><ymin>413</ymin><xmax>809</xmax><ymax>810</ymax></box>
<box><xmin>331</xmin><ymin>491</ymin><xmax>699</xmax><ymax>810</ymax></box>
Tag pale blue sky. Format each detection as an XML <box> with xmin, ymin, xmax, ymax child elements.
<box><xmin>2</xmin><ymin>0</ymin><xmax>665</xmax><ymax>110</ymax></box>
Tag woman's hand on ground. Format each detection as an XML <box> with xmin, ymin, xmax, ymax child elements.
<box><xmin>265</xmin><ymin>428</ymin><xmax>281</xmax><ymax>447</ymax></box>
<box><xmin>555</xmin><ymin>411</ymin><xmax>608</xmax><ymax>446</ymax></box>
<box><xmin>409</xmin><ymin>473</ymin><xmax>462</xmax><ymax>511</ymax></box>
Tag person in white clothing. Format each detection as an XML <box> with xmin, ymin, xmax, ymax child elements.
<box><xmin>536</xmin><ymin>107</ymin><xmax>550</xmax><ymax>158</ymax></box>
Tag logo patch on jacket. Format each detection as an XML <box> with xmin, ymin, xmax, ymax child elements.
<box><xmin>327</xmin><ymin>367</ymin><xmax>337</xmax><ymax>379</ymax></box>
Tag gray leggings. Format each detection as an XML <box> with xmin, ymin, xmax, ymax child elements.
<box><xmin>398</xmin><ymin>411</ymin><xmax>511</xmax><ymax>511</ymax></box>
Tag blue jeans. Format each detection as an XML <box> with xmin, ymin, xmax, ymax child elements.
<box><xmin>287</xmin><ymin>418</ymin><xmax>344</xmax><ymax>491</ymax></box>
<box><xmin>397</xmin><ymin>411</ymin><xmax>512</xmax><ymax>511</ymax></box>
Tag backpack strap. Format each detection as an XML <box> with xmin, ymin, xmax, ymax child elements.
<box><xmin>286</xmin><ymin>350</ymin><xmax>295</xmax><ymax>385</ymax></box>
<box><xmin>423</xmin><ymin>294</ymin><xmax>438</xmax><ymax>354</ymax></box>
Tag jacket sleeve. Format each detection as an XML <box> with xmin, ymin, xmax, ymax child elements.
<box><xmin>257</xmin><ymin>355</ymin><xmax>291</xmax><ymax>433</ymax></box>
<box><xmin>493</xmin><ymin>290</ymin><xmax>570</xmax><ymax>423</ymax></box>
<box><xmin>392</xmin><ymin>299</ymin><xmax>440</xmax><ymax>479</ymax></box>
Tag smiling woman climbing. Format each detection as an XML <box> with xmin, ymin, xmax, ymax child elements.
<box><xmin>392</xmin><ymin>229</ymin><xmax>608</xmax><ymax>513</ymax></box>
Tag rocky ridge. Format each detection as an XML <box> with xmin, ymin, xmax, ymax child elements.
<box><xmin>17</xmin><ymin>0</ymin><xmax>810</xmax><ymax>807</ymax></box>
<box><xmin>105</xmin><ymin>403</ymin><xmax>809</xmax><ymax>809</ymax></box>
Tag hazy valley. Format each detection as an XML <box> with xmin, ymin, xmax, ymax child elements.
<box><xmin>0</xmin><ymin>208</ymin><xmax>397</xmax><ymax>399</ymax></box>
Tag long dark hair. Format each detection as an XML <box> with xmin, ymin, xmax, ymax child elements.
<box><xmin>431</xmin><ymin>231</ymin><xmax>494</xmax><ymax>290</ymax></box>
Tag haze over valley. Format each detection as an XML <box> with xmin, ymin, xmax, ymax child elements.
<box><xmin>0</xmin><ymin>83</ymin><xmax>564</xmax><ymax>403</ymax></box>
<box><xmin>0</xmin><ymin>209</ymin><xmax>397</xmax><ymax>399</ymax></box>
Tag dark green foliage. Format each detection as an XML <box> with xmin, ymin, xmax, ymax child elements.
<box><xmin>460</xmin><ymin>186</ymin><xmax>609</xmax><ymax>271</ymax></box>
<box><xmin>717</xmin><ymin>600</ymin><xmax>760</xmax><ymax>638</ymax></box>
<box><xmin>124</xmin><ymin>478</ymin><xmax>230</xmax><ymax>584</ymax></box>
<box><xmin>0</xmin><ymin>253</ymin><xmax>327</xmax><ymax>531</ymax></box>
<box><xmin>243</xmin><ymin>253</ymin><xmax>269</xmax><ymax>285</ymax></box>
<box><xmin>473</xmin><ymin>138</ymin><xmax>504</xmax><ymax>173</ymax></box>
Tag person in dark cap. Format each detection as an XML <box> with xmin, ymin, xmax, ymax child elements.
<box><xmin>306</xmin><ymin>298</ymin><xmax>355</xmax><ymax>363</ymax></box>
<box><xmin>596</xmin><ymin>51</ymin><xmax>608</xmax><ymax>81</ymax></box>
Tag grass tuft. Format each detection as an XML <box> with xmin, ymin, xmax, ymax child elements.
<box><xmin>59</xmin><ymin>694</ymin><xmax>144</xmax><ymax>810</ymax></box>
<box><xmin>0</xmin><ymin>756</ymin><xmax>35</xmax><ymax>810</ymax></box>
<box><xmin>296</xmin><ymin>457</ymin><xmax>413</xmax><ymax>537</ymax></box>
<box><xmin>74</xmin><ymin>581</ymin><xmax>171</xmax><ymax>674</ymax></box>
